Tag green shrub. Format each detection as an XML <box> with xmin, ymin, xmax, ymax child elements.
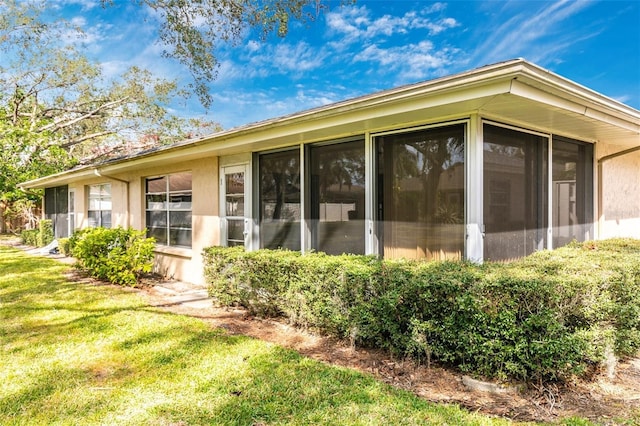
<box><xmin>20</xmin><ymin>219</ymin><xmax>54</xmax><ymax>247</ymax></box>
<box><xmin>20</xmin><ymin>229</ymin><xmax>39</xmax><ymax>246</ymax></box>
<box><xmin>58</xmin><ymin>238</ymin><xmax>71</xmax><ymax>256</ymax></box>
<box><xmin>37</xmin><ymin>219</ymin><xmax>54</xmax><ymax>247</ymax></box>
<box><xmin>71</xmin><ymin>227</ymin><xmax>156</xmax><ymax>286</ymax></box>
<box><xmin>203</xmin><ymin>239</ymin><xmax>640</xmax><ymax>384</ymax></box>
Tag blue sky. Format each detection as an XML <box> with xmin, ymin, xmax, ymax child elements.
<box><xmin>53</xmin><ymin>0</ymin><xmax>640</xmax><ymax>129</ymax></box>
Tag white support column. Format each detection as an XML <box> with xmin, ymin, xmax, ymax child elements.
<box><xmin>364</xmin><ymin>132</ymin><xmax>378</xmax><ymax>256</ymax></box>
<box><xmin>466</xmin><ymin>114</ymin><xmax>484</xmax><ymax>263</ymax></box>
<box><xmin>547</xmin><ymin>137</ymin><xmax>554</xmax><ymax>250</ymax></box>
<box><xmin>299</xmin><ymin>143</ymin><xmax>309</xmax><ymax>254</ymax></box>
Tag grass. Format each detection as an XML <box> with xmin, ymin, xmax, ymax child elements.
<box><xmin>0</xmin><ymin>244</ymin><xmax>586</xmax><ymax>426</ymax></box>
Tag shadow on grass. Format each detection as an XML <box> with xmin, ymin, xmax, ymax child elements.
<box><xmin>151</xmin><ymin>344</ymin><xmax>488</xmax><ymax>425</ymax></box>
<box><xmin>0</xmin><ymin>246</ymin><xmax>507</xmax><ymax>425</ymax></box>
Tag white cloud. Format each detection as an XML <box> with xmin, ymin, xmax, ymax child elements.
<box><xmin>232</xmin><ymin>40</ymin><xmax>328</xmax><ymax>79</ymax></box>
<box><xmin>471</xmin><ymin>0</ymin><xmax>595</xmax><ymax>65</ymax></box>
<box><xmin>325</xmin><ymin>4</ymin><xmax>459</xmax><ymax>45</ymax></box>
<box><xmin>353</xmin><ymin>41</ymin><xmax>458</xmax><ymax>81</ymax></box>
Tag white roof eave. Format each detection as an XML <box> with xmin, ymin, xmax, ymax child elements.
<box><xmin>19</xmin><ymin>59</ymin><xmax>639</xmax><ymax>190</ymax></box>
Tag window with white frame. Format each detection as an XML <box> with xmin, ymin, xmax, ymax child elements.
<box><xmin>87</xmin><ymin>183</ymin><xmax>112</xmax><ymax>228</ymax></box>
<box><xmin>145</xmin><ymin>172</ymin><xmax>192</xmax><ymax>248</ymax></box>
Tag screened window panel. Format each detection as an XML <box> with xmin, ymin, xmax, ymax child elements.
<box><xmin>146</xmin><ymin>194</ymin><xmax>167</xmax><ymax>210</ymax></box>
<box><xmin>146</xmin><ymin>176</ymin><xmax>166</xmax><ymax>193</ymax></box>
<box><xmin>259</xmin><ymin>150</ymin><xmax>301</xmax><ymax>250</ymax></box>
<box><xmin>552</xmin><ymin>137</ymin><xmax>593</xmax><ymax>247</ymax></box>
<box><xmin>101</xmin><ymin>211</ymin><xmax>112</xmax><ymax>229</ymax></box>
<box><xmin>88</xmin><ymin>211</ymin><xmax>99</xmax><ymax>228</ymax></box>
<box><xmin>170</xmin><ymin>229</ymin><xmax>192</xmax><ymax>247</ymax></box>
<box><xmin>88</xmin><ymin>198</ymin><xmax>101</xmax><ymax>210</ymax></box>
<box><xmin>168</xmin><ymin>193</ymin><xmax>192</xmax><ymax>210</ymax></box>
<box><xmin>483</xmin><ymin>124</ymin><xmax>548</xmax><ymax>261</ymax></box>
<box><xmin>146</xmin><ymin>211</ymin><xmax>167</xmax><ymax>227</ymax></box>
<box><xmin>169</xmin><ymin>211</ymin><xmax>192</xmax><ymax>228</ymax></box>
<box><xmin>309</xmin><ymin>140</ymin><xmax>365</xmax><ymax>255</ymax></box>
<box><xmin>377</xmin><ymin>124</ymin><xmax>465</xmax><ymax>261</ymax></box>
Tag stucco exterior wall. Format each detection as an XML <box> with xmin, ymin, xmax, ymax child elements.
<box><xmin>69</xmin><ymin>156</ymin><xmax>220</xmax><ymax>285</ymax></box>
<box><xmin>127</xmin><ymin>156</ymin><xmax>220</xmax><ymax>284</ymax></box>
<box><xmin>598</xmin><ymin>146</ymin><xmax>640</xmax><ymax>239</ymax></box>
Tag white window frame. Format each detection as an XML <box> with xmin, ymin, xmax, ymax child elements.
<box><xmin>220</xmin><ymin>164</ymin><xmax>252</xmax><ymax>249</ymax></box>
<box><xmin>87</xmin><ymin>183</ymin><xmax>112</xmax><ymax>228</ymax></box>
<box><xmin>145</xmin><ymin>172</ymin><xmax>193</xmax><ymax>248</ymax></box>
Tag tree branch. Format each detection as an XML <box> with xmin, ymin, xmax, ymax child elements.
<box><xmin>38</xmin><ymin>96</ymin><xmax>130</xmax><ymax>133</ymax></box>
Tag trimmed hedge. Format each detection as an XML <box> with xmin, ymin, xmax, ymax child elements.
<box><xmin>204</xmin><ymin>239</ymin><xmax>640</xmax><ymax>384</ymax></box>
<box><xmin>20</xmin><ymin>229</ymin><xmax>39</xmax><ymax>246</ymax></box>
<box><xmin>20</xmin><ymin>219</ymin><xmax>54</xmax><ymax>247</ymax></box>
<box><xmin>70</xmin><ymin>227</ymin><xmax>156</xmax><ymax>286</ymax></box>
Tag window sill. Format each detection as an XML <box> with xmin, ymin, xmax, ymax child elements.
<box><xmin>153</xmin><ymin>245</ymin><xmax>192</xmax><ymax>259</ymax></box>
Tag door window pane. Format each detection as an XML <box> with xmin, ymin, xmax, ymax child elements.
<box><xmin>227</xmin><ymin>219</ymin><xmax>245</xmax><ymax>242</ymax></box>
<box><xmin>552</xmin><ymin>137</ymin><xmax>593</xmax><ymax>247</ymax></box>
<box><xmin>377</xmin><ymin>124</ymin><xmax>465</xmax><ymax>260</ymax></box>
<box><xmin>483</xmin><ymin>124</ymin><xmax>548</xmax><ymax>261</ymax></box>
<box><xmin>309</xmin><ymin>140</ymin><xmax>365</xmax><ymax>255</ymax></box>
<box><xmin>225</xmin><ymin>173</ymin><xmax>245</xmax><ymax>217</ymax></box>
<box><xmin>259</xmin><ymin>150</ymin><xmax>301</xmax><ymax>250</ymax></box>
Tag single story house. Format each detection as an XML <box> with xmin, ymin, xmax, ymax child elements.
<box><xmin>20</xmin><ymin>59</ymin><xmax>640</xmax><ymax>284</ymax></box>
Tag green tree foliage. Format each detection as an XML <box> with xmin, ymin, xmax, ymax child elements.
<box><xmin>0</xmin><ymin>0</ymin><xmax>220</xmax><ymax>224</ymax></box>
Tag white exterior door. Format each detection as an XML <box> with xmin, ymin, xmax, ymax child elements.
<box><xmin>221</xmin><ymin>165</ymin><xmax>251</xmax><ymax>247</ymax></box>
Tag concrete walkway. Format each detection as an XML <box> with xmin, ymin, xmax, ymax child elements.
<box><xmin>146</xmin><ymin>280</ymin><xmax>211</xmax><ymax>310</ymax></box>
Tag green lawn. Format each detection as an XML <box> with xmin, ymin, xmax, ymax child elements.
<box><xmin>0</xmin><ymin>245</ymin><xmax>557</xmax><ymax>425</ymax></box>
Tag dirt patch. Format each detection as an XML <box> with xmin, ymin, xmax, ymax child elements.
<box><xmin>134</xmin><ymin>277</ymin><xmax>639</xmax><ymax>424</ymax></box>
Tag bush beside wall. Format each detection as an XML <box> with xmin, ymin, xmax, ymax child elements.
<box><xmin>19</xmin><ymin>219</ymin><xmax>54</xmax><ymax>247</ymax></box>
<box><xmin>57</xmin><ymin>237</ymin><xmax>71</xmax><ymax>256</ymax></box>
<box><xmin>71</xmin><ymin>227</ymin><xmax>156</xmax><ymax>286</ymax></box>
<box><xmin>37</xmin><ymin>219</ymin><xmax>54</xmax><ymax>247</ymax></box>
<box><xmin>203</xmin><ymin>239</ymin><xmax>640</xmax><ymax>384</ymax></box>
<box><xmin>20</xmin><ymin>229</ymin><xmax>39</xmax><ymax>246</ymax></box>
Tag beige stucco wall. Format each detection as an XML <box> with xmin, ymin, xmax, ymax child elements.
<box><xmin>131</xmin><ymin>156</ymin><xmax>220</xmax><ymax>284</ymax></box>
<box><xmin>598</xmin><ymin>145</ymin><xmax>640</xmax><ymax>239</ymax></box>
<box><xmin>70</xmin><ymin>156</ymin><xmax>220</xmax><ymax>285</ymax></box>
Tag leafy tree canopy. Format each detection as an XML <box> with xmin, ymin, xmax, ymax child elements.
<box><xmin>0</xmin><ymin>0</ymin><xmax>345</xmax><ymax>229</ymax></box>
<box><xmin>0</xmin><ymin>0</ymin><xmax>220</xmax><ymax>205</ymax></box>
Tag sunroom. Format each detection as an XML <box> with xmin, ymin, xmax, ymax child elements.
<box><xmin>20</xmin><ymin>59</ymin><xmax>640</xmax><ymax>284</ymax></box>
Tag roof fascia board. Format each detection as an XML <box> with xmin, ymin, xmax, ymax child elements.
<box><xmin>19</xmin><ymin>167</ymin><xmax>96</xmax><ymax>190</ymax></box>
<box><xmin>21</xmin><ymin>59</ymin><xmax>640</xmax><ymax>189</ymax></box>
<box><xmin>509</xmin><ymin>79</ymin><xmax>640</xmax><ymax>134</ymax></box>
<box><xmin>517</xmin><ymin>62</ymin><xmax>640</xmax><ymax>121</ymax></box>
<box><xmin>71</xmin><ymin>80</ymin><xmax>515</xmax><ymax>176</ymax></box>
